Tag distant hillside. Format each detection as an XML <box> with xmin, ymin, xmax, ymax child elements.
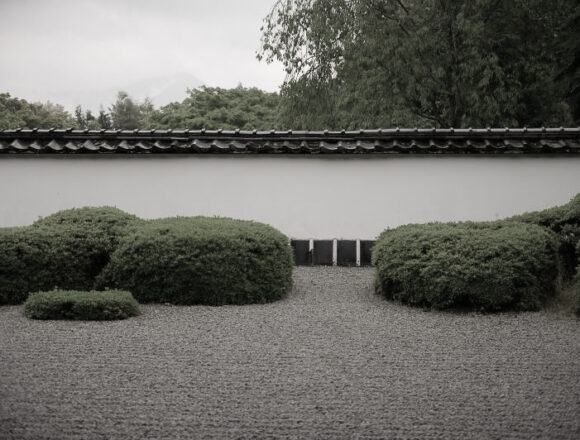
<box><xmin>70</xmin><ymin>73</ymin><xmax>202</xmax><ymax>112</ymax></box>
<box><xmin>20</xmin><ymin>73</ymin><xmax>203</xmax><ymax>113</ymax></box>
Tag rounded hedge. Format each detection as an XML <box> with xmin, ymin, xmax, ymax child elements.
<box><xmin>574</xmin><ymin>240</ymin><xmax>580</xmax><ymax>316</ymax></box>
<box><xmin>0</xmin><ymin>227</ymin><xmax>57</xmax><ymax>304</ymax></box>
<box><xmin>372</xmin><ymin>221</ymin><xmax>561</xmax><ymax>312</ymax></box>
<box><xmin>23</xmin><ymin>290</ymin><xmax>140</xmax><ymax>320</ymax></box>
<box><xmin>33</xmin><ymin>206</ymin><xmax>141</xmax><ymax>251</ymax></box>
<box><xmin>575</xmin><ymin>278</ymin><xmax>580</xmax><ymax>317</ymax></box>
<box><xmin>0</xmin><ymin>207</ymin><xmax>140</xmax><ymax>304</ymax></box>
<box><xmin>96</xmin><ymin>217</ymin><xmax>294</xmax><ymax>305</ymax></box>
<box><xmin>508</xmin><ymin>193</ymin><xmax>580</xmax><ymax>279</ymax></box>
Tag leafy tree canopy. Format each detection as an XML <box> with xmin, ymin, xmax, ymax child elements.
<box><xmin>0</xmin><ymin>93</ymin><xmax>77</xmax><ymax>130</ymax></box>
<box><xmin>151</xmin><ymin>85</ymin><xmax>280</xmax><ymax>130</ymax></box>
<box><xmin>108</xmin><ymin>91</ymin><xmax>154</xmax><ymax>130</ymax></box>
<box><xmin>555</xmin><ymin>4</ymin><xmax>580</xmax><ymax>122</ymax></box>
<box><xmin>259</xmin><ymin>0</ymin><xmax>578</xmax><ymax>129</ymax></box>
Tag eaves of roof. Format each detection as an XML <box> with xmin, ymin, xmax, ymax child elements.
<box><xmin>0</xmin><ymin>127</ymin><xmax>579</xmax><ymax>155</ymax></box>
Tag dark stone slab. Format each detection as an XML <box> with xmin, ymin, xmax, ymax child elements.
<box><xmin>291</xmin><ymin>240</ymin><xmax>311</xmax><ymax>265</ymax></box>
<box><xmin>360</xmin><ymin>240</ymin><xmax>375</xmax><ymax>266</ymax></box>
<box><xmin>312</xmin><ymin>240</ymin><xmax>333</xmax><ymax>266</ymax></box>
<box><xmin>337</xmin><ymin>240</ymin><xmax>357</xmax><ymax>266</ymax></box>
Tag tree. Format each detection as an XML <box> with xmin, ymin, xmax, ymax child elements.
<box><xmin>0</xmin><ymin>93</ymin><xmax>77</xmax><ymax>129</ymax></box>
<box><xmin>138</xmin><ymin>97</ymin><xmax>155</xmax><ymax>129</ymax></box>
<box><xmin>108</xmin><ymin>92</ymin><xmax>160</xmax><ymax>129</ymax></box>
<box><xmin>151</xmin><ymin>85</ymin><xmax>280</xmax><ymax>130</ymax></box>
<box><xmin>74</xmin><ymin>105</ymin><xmax>85</xmax><ymax>128</ymax></box>
<box><xmin>555</xmin><ymin>4</ymin><xmax>580</xmax><ymax>123</ymax></box>
<box><xmin>97</xmin><ymin>107</ymin><xmax>112</xmax><ymax>130</ymax></box>
<box><xmin>259</xmin><ymin>0</ymin><xmax>576</xmax><ymax>128</ymax></box>
<box><xmin>109</xmin><ymin>91</ymin><xmax>142</xmax><ymax>129</ymax></box>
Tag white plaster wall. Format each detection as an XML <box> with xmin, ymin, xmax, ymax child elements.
<box><xmin>0</xmin><ymin>155</ymin><xmax>579</xmax><ymax>239</ymax></box>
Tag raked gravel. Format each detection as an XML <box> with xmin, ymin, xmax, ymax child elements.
<box><xmin>1</xmin><ymin>267</ymin><xmax>579</xmax><ymax>440</ymax></box>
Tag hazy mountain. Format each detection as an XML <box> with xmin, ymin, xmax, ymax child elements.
<box><xmin>60</xmin><ymin>72</ymin><xmax>203</xmax><ymax>112</ymax></box>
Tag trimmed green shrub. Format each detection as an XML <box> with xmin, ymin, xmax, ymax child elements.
<box><xmin>0</xmin><ymin>225</ymin><xmax>117</xmax><ymax>304</ymax></box>
<box><xmin>0</xmin><ymin>207</ymin><xmax>141</xmax><ymax>304</ymax></box>
<box><xmin>0</xmin><ymin>227</ymin><xmax>57</xmax><ymax>304</ymax></box>
<box><xmin>508</xmin><ymin>193</ymin><xmax>580</xmax><ymax>279</ymax></box>
<box><xmin>372</xmin><ymin>221</ymin><xmax>561</xmax><ymax>312</ymax></box>
<box><xmin>33</xmin><ymin>206</ymin><xmax>141</xmax><ymax>251</ymax></box>
<box><xmin>23</xmin><ymin>290</ymin><xmax>140</xmax><ymax>320</ymax></box>
<box><xmin>575</xmin><ymin>278</ymin><xmax>580</xmax><ymax>317</ymax></box>
<box><xmin>96</xmin><ymin>217</ymin><xmax>294</xmax><ymax>305</ymax></box>
<box><xmin>574</xmin><ymin>240</ymin><xmax>580</xmax><ymax>316</ymax></box>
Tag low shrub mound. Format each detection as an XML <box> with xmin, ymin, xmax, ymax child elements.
<box><xmin>508</xmin><ymin>193</ymin><xmax>580</xmax><ymax>278</ymax></box>
<box><xmin>0</xmin><ymin>207</ymin><xmax>141</xmax><ymax>305</ymax></box>
<box><xmin>0</xmin><ymin>227</ymin><xmax>57</xmax><ymax>304</ymax></box>
<box><xmin>33</xmin><ymin>206</ymin><xmax>141</xmax><ymax>252</ymax></box>
<box><xmin>96</xmin><ymin>217</ymin><xmax>294</xmax><ymax>305</ymax></box>
<box><xmin>23</xmin><ymin>290</ymin><xmax>140</xmax><ymax>320</ymax></box>
<box><xmin>372</xmin><ymin>221</ymin><xmax>560</xmax><ymax>312</ymax></box>
<box><xmin>574</xmin><ymin>240</ymin><xmax>580</xmax><ymax>316</ymax></box>
<box><xmin>575</xmin><ymin>283</ymin><xmax>580</xmax><ymax>316</ymax></box>
<box><xmin>0</xmin><ymin>225</ymin><xmax>119</xmax><ymax>304</ymax></box>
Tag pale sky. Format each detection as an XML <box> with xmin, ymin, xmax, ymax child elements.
<box><xmin>0</xmin><ymin>0</ymin><xmax>285</xmax><ymax>111</ymax></box>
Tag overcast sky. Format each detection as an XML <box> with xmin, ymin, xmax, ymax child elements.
<box><xmin>0</xmin><ymin>0</ymin><xmax>285</xmax><ymax>111</ymax></box>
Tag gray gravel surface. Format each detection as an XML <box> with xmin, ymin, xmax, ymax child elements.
<box><xmin>1</xmin><ymin>267</ymin><xmax>579</xmax><ymax>440</ymax></box>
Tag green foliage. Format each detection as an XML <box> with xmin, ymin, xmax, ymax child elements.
<box><xmin>33</xmin><ymin>206</ymin><xmax>141</xmax><ymax>252</ymax></box>
<box><xmin>74</xmin><ymin>105</ymin><xmax>98</xmax><ymax>129</ymax></box>
<box><xmin>23</xmin><ymin>290</ymin><xmax>140</xmax><ymax>320</ymax></box>
<box><xmin>151</xmin><ymin>85</ymin><xmax>280</xmax><ymax>130</ymax></box>
<box><xmin>508</xmin><ymin>193</ymin><xmax>580</xmax><ymax>279</ymax></box>
<box><xmin>556</xmin><ymin>5</ymin><xmax>580</xmax><ymax>123</ymax></box>
<box><xmin>0</xmin><ymin>86</ymin><xmax>280</xmax><ymax>130</ymax></box>
<box><xmin>0</xmin><ymin>227</ymin><xmax>59</xmax><ymax>304</ymax></box>
<box><xmin>96</xmin><ymin>217</ymin><xmax>294</xmax><ymax>305</ymax></box>
<box><xmin>109</xmin><ymin>91</ymin><xmax>153</xmax><ymax>129</ymax></box>
<box><xmin>0</xmin><ymin>225</ymin><xmax>119</xmax><ymax>304</ymax></box>
<box><xmin>0</xmin><ymin>207</ymin><xmax>140</xmax><ymax>304</ymax></box>
<box><xmin>575</xmin><ymin>241</ymin><xmax>580</xmax><ymax>316</ymax></box>
<box><xmin>97</xmin><ymin>108</ymin><xmax>112</xmax><ymax>129</ymax></box>
<box><xmin>372</xmin><ymin>221</ymin><xmax>561</xmax><ymax>311</ymax></box>
<box><xmin>0</xmin><ymin>93</ymin><xmax>77</xmax><ymax>129</ymax></box>
<box><xmin>575</xmin><ymin>282</ymin><xmax>580</xmax><ymax>316</ymax></box>
<box><xmin>260</xmin><ymin>0</ymin><xmax>577</xmax><ymax>129</ymax></box>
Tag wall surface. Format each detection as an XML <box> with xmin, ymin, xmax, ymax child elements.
<box><xmin>1</xmin><ymin>155</ymin><xmax>579</xmax><ymax>239</ymax></box>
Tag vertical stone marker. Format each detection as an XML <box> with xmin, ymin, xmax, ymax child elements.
<box><xmin>360</xmin><ymin>240</ymin><xmax>375</xmax><ymax>266</ymax></box>
<box><xmin>337</xmin><ymin>240</ymin><xmax>357</xmax><ymax>266</ymax></box>
<box><xmin>312</xmin><ymin>240</ymin><xmax>333</xmax><ymax>265</ymax></box>
<box><xmin>291</xmin><ymin>240</ymin><xmax>311</xmax><ymax>265</ymax></box>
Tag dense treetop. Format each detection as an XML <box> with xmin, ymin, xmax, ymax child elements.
<box><xmin>150</xmin><ymin>86</ymin><xmax>280</xmax><ymax>130</ymax></box>
<box><xmin>1</xmin><ymin>0</ymin><xmax>578</xmax><ymax>130</ymax></box>
<box><xmin>259</xmin><ymin>0</ymin><xmax>579</xmax><ymax>129</ymax></box>
<box><xmin>0</xmin><ymin>93</ymin><xmax>76</xmax><ymax>130</ymax></box>
<box><xmin>0</xmin><ymin>87</ymin><xmax>280</xmax><ymax>131</ymax></box>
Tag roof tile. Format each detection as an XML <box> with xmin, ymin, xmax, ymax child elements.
<box><xmin>0</xmin><ymin>128</ymin><xmax>579</xmax><ymax>154</ymax></box>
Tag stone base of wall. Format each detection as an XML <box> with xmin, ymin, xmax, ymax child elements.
<box><xmin>291</xmin><ymin>239</ymin><xmax>375</xmax><ymax>266</ymax></box>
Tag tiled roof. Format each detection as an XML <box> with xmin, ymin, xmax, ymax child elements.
<box><xmin>0</xmin><ymin>127</ymin><xmax>579</xmax><ymax>154</ymax></box>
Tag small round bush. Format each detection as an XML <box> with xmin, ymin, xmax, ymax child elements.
<box><xmin>23</xmin><ymin>290</ymin><xmax>140</xmax><ymax>320</ymax></box>
<box><xmin>96</xmin><ymin>217</ymin><xmax>294</xmax><ymax>305</ymax></box>
<box><xmin>372</xmin><ymin>221</ymin><xmax>561</xmax><ymax>312</ymax></box>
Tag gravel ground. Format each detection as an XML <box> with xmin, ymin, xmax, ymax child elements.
<box><xmin>1</xmin><ymin>267</ymin><xmax>579</xmax><ymax>440</ymax></box>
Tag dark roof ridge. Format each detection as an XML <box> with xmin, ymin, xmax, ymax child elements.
<box><xmin>1</xmin><ymin>127</ymin><xmax>580</xmax><ymax>141</ymax></box>
<box><xmin>1</xmin><ymin>127</ymin><xmax>579</xmax><ymax>154</ymax></box>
